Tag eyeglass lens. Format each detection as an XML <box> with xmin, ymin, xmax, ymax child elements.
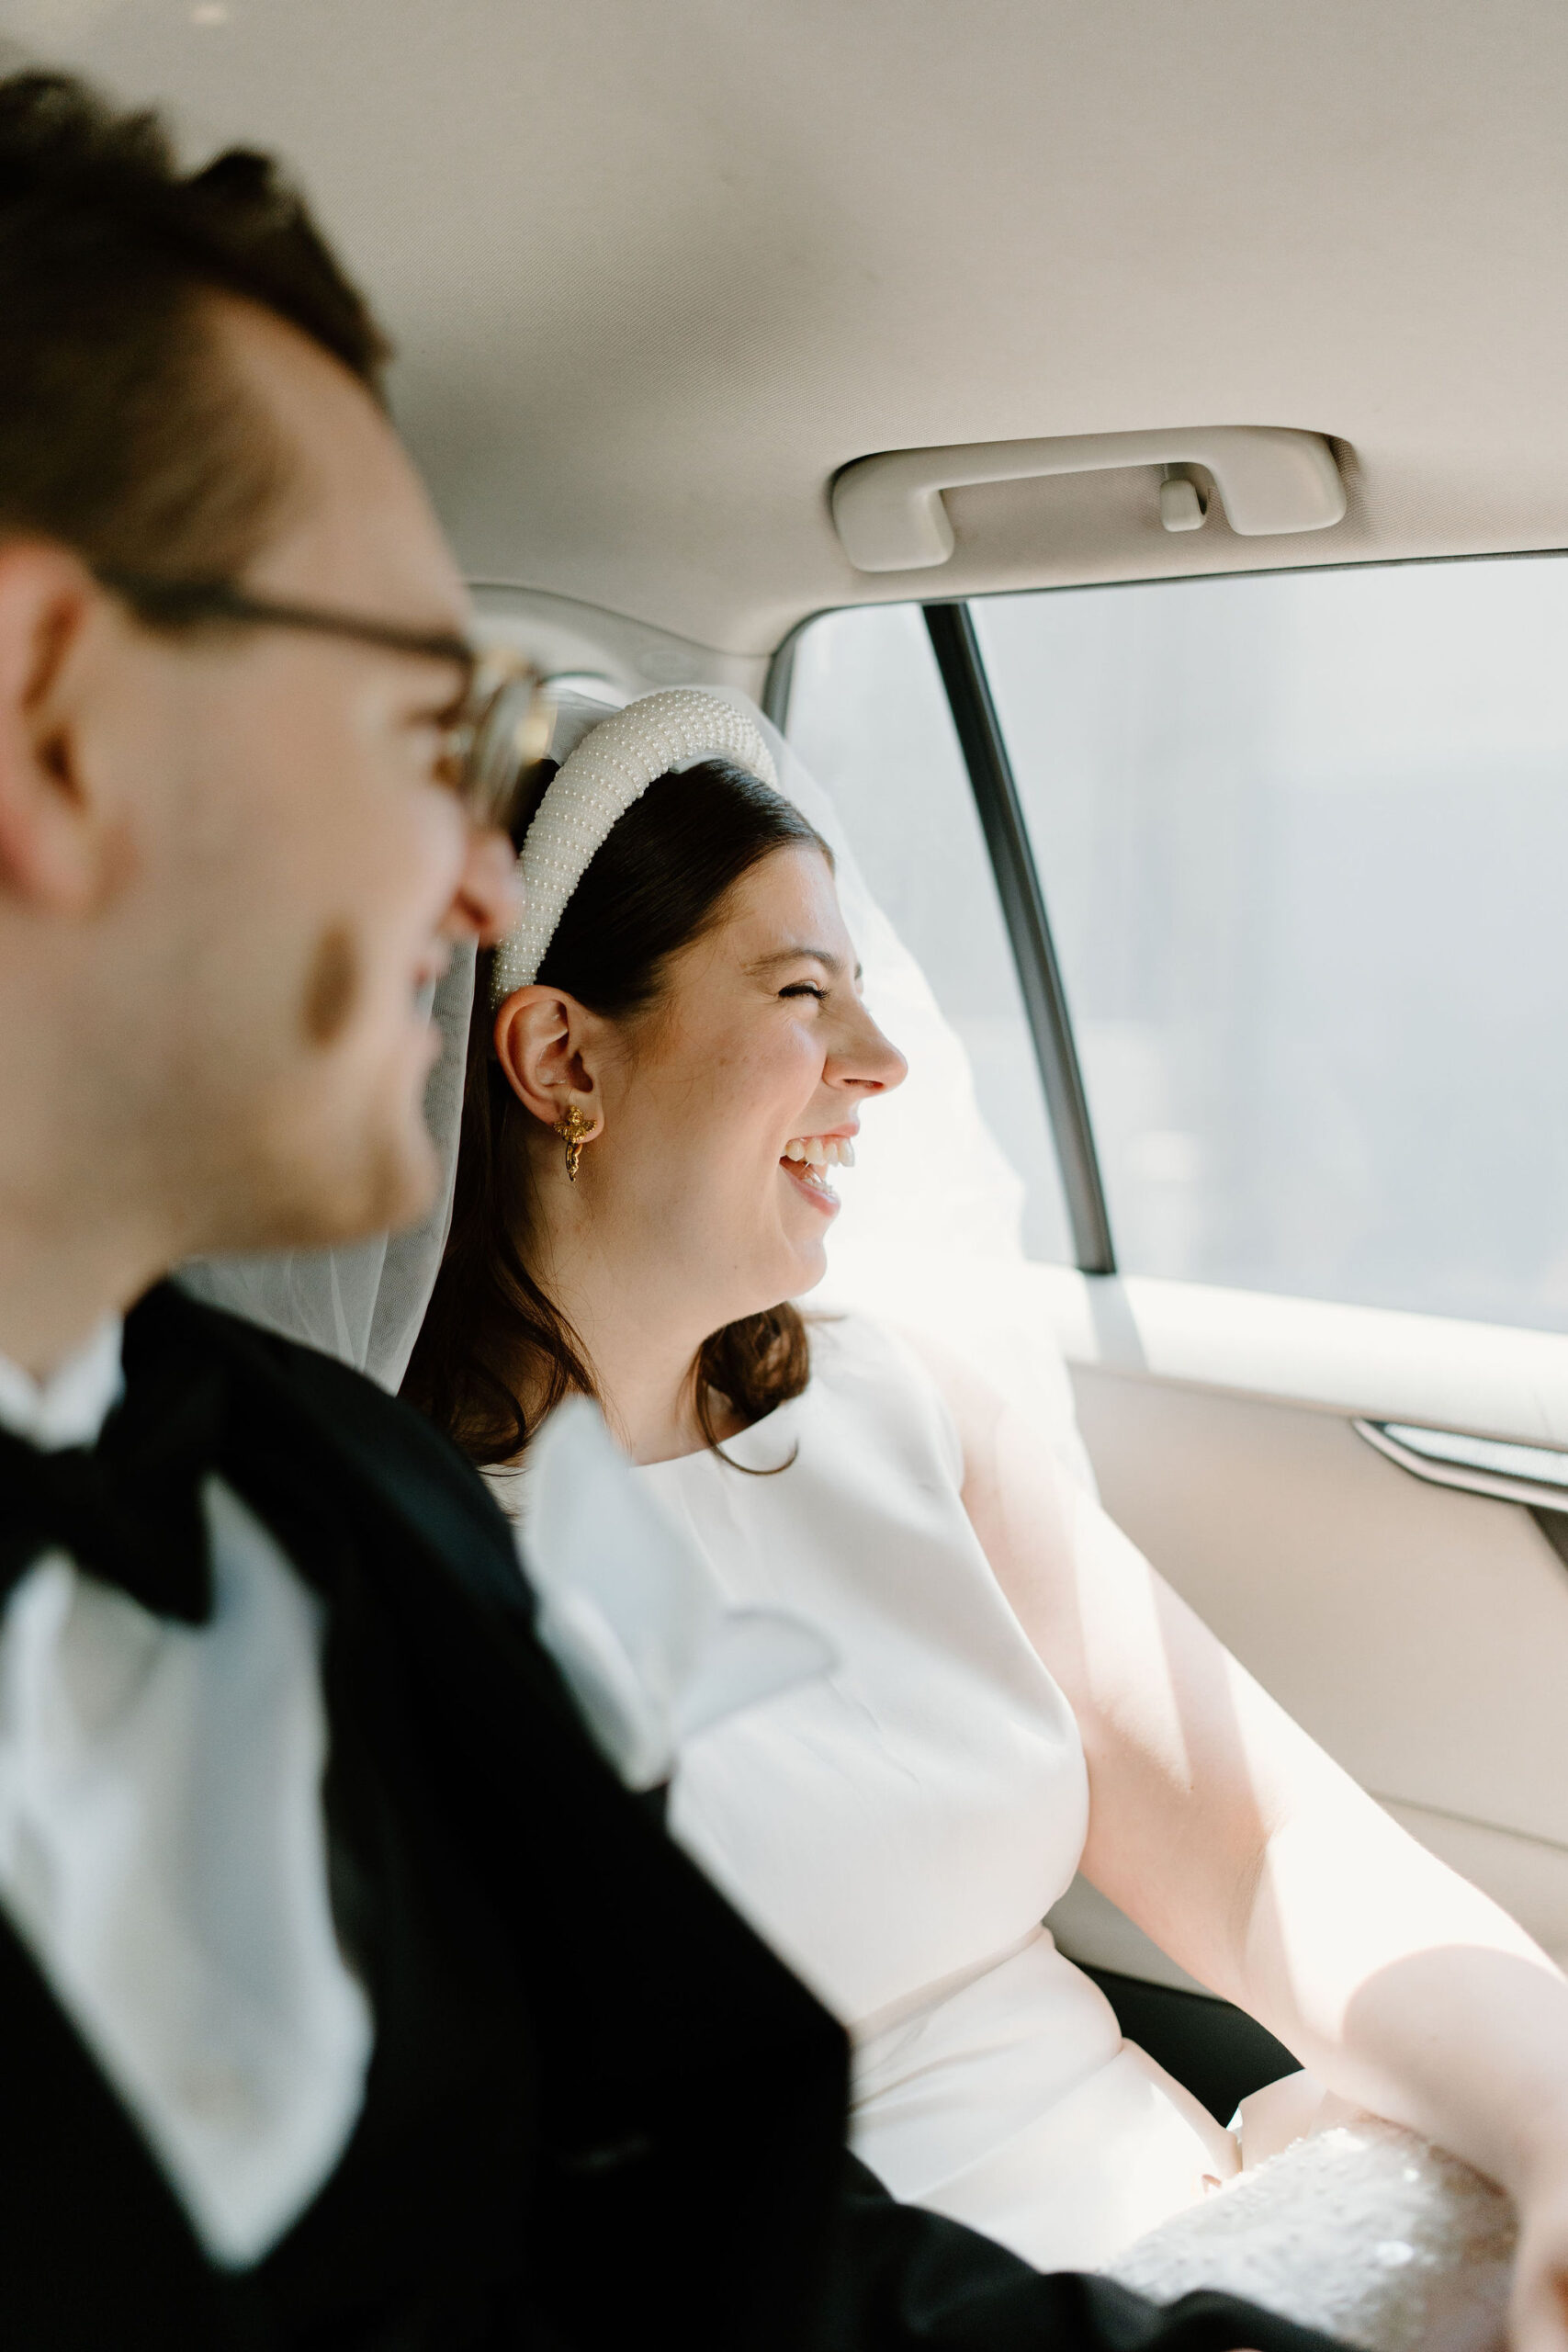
<box><xmin>459</xmin><ymin>670</ymin><xmax>554</xmax><ymax>829</ymax></box>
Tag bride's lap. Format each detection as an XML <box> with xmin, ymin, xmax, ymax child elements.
<box><xmin>1234</xmin><ymin>2070</ymin><xmax>1361</xmax><ymax>2168</ymax></box>
<box><xmin>1102</xmin><ymin>2098</ymin><xmax>1516</xmax><ymax>2352</ymax></box>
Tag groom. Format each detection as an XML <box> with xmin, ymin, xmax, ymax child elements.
<box><xmin>0</xmin><ymin>66</ymin><xmax>1339</xmax><ymax>2352</ymax></box>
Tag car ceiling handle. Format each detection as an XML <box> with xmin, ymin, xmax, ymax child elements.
<box><xmin>830</xmin><ymin>425</ymin><xmax>1347</xmax><ymax>573</ymax></box>
<box><xmin>1355</xmin><ymin>1417</ymin><xmax>1568</xmax><ymax>1517</ymax></box>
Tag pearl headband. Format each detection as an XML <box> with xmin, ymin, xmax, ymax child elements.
<box><xmin>490</xmin><ymin>688</ymin><xmax>779</xmax><ymax>1005</ymax></box>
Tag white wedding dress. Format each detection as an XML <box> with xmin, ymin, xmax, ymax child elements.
<box><xmin>643</xmin><ymin>1313</ymin><xmax>1237</xmax><ymax>2271</ymax></box>
<box><xmin>490</xmin><ymin>1312</ymin><xmax>1514</xmax><ymax>2345</ymax></box>
<box><xmin>630</xmin><ymin>1314</ymin><xmax>1515</xmax><ymax>2350</ymax></box>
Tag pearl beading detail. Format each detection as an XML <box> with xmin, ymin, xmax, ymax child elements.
<box><xmin>491</xmin><ymin>689</ymin><xmax>779</xmax><ymax>1005</ymax></box>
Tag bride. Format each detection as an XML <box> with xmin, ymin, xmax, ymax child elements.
<box><xmin>403</xmin><ymin>688</ymin><xmax>1568</xmax><ymax>2349</ymax></box>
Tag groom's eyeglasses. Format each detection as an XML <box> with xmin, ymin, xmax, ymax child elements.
<box><xmin>95</xmin><ymin>570</ymin><xmax>554</xmax><ymax>829</ymax></box>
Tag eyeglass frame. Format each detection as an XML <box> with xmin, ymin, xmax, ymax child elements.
<box><xmin>93</xmin><ymin>568</ymin><xmax>553</xmax><ymax>829</ymax></box>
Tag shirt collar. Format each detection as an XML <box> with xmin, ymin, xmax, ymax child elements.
<box><xmin>0</xmin><ymin>1317</ymin><xmax>125</xmax><ymax>1452</ymax></box>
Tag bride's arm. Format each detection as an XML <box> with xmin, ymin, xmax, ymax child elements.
<box><xmin>909</xmin><ymin>1332</ymin><xmax>1568</xmax><ymax>2352</ymax></box>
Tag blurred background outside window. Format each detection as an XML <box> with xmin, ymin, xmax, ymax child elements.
<box><xmin>788</xmin><ymin>556</ymin><xmax>1568</xmax><ymax>1333</ymax></box>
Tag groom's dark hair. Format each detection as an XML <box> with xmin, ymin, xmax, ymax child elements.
<box><xmin>0</xmin><ymin>69</ymin><xmax>387</xmax><ymax>584</ymax></box>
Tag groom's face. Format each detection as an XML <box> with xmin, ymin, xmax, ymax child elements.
<box><xmin>74</xmin><ymin>297</ymin><xmax>519</xmax><ymax>1254</ymax></box>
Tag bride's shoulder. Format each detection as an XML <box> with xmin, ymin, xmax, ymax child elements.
<box><xmin>802</xmin><ymin>1311</ymin><xmax>978</xmax><ymax>1478</ymax></box>
<box><xmin>802</xmin><ymin>1308</ymin><xmax>942</xmax><ymax>1389</ymax></box>
<box><xmin>809</xmin><ymin>1309</ymin><xmax>998</xmax><ymax>1411</ymax></box>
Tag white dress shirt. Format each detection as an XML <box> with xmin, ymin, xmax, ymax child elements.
<box><xmin>0</xmin><ymin>1321</ymin><xmax>372</xmax><ymax>2268</ymax></box>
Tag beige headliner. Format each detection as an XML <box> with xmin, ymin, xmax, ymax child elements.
<box><xmin>8</xmin><ymin>0</ymin><xmax>1568</xmax><ymax>656</ymax></box>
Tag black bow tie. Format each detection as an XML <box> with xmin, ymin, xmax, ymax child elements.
<box><xmin>0</xmin><ymin>1335</ymin><xmax>224</xmax><ymax>1624</ymax></box>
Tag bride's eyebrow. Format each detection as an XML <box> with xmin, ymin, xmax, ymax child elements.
<box><xmin>749</xmin><ymin>946</ymin><xmax>862</xmax><ymax>982</ymax></box>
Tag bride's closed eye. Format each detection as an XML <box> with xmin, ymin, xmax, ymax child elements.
<box><xmin>779</xmin><ymin>981</ymin><xmax>828</xmax><ymax>1002</ymax></box>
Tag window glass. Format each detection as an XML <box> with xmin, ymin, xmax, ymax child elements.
<box><xmin>975</xmin><ymin>558</ymin><xmax>1568</xmax><ymax>1329</ymax></box>
<box><xmin>784</xmin><ymin>603</ymin><xmax>1072</xmax><ymax>1261</ymax></box>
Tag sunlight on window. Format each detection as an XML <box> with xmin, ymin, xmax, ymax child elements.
<box><xmin>976</xmin><ymin>557</ymin><xmax>1568</xmax><ymax>1329</ymax></box>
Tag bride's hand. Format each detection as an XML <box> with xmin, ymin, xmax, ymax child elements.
<box><xmin>1511</xmin><ymin>2167</ymin><xmax>1568</xmax><ymax>2352</ymax></box>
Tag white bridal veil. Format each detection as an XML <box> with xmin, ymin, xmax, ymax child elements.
<box><xmin>182</xmin><ymin>688</ymin><xmax>1090</xmax><ymax>1487</ymax></box>
<box><xmin>179</xmin><ymin>945</ymin><xmax>474</xmax><ymax>1392</ymax></box>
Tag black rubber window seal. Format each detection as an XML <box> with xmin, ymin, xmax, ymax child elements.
<box><xmin>922</xmin><ymin>600</ymin><xmax>1115</xmax><ymax>1275</ymax></box>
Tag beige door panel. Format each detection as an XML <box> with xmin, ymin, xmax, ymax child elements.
<box><xmin>1050</xmin><ymin>1363</ymin><xmax>1568</xmax><ymax>1976</ymax></box>
<box><xmin>1073</xmin><ymin>1366</ymin><xmax>1568</xmax><ymax>1842</ymax></box>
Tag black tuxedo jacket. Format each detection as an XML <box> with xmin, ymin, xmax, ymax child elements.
<box><xmin>0</xmin><ymin>1284</ymin><xmax>1345</xmax><ymax>2352</ymax></box>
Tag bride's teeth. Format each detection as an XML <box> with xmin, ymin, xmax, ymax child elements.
<box><xmin>783</xmin><ymin>1135</ymin><xmax>859</xmax><ymax>1170</ymax></box>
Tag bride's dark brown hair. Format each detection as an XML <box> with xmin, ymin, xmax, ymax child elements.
<box><xmin>401</xmin><ymin>753</ymin><xmax>829</xmax><ymax>1467</ymax></box>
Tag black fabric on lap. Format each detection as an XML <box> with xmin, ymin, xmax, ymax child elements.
<box><xmin>823</xmin><ymin>2155</ymin><xmax>1350</xmax><ymax>2352</ymax></box>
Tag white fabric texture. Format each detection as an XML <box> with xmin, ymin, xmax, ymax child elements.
<box><xmin>0</xmin><ymin>1327</ymin><xmax>372</xmax><ymax>2267</ymax></box>
<box><xmin>485</xmin><ymin>1396</ymin><xmax>834</xmax><ymax>1790</ymax></box>
<box><xmin>640</xmin><ymin>1313</ymin><xmax>1235</xmax><ymax>2270</ymax></box>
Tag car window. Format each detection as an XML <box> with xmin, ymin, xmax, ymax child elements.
<box><xmin>975</xmin><ymin>556</ymin><xmax>1568</xmax><ymax>1330</ymax></box>
<box><xmin>784</xmin><ymin>602</ymin><xmax>1073</xmax><ymax>1262</ymax></box>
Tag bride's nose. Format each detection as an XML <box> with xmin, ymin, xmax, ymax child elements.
<box><xmin>831</xmin><ymin>1001</ymin><xmax>908</xmax><ymax>1096</ymax></box>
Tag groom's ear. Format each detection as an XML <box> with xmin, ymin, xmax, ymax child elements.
<box><xmin>492</xmin><ymin>985</ymin><xmax>604</xmax><ymax>1126</ymax></box>
<box><xmin>0</xmin><ymin>542</ymin><xmax>108</xmax><ymax>917</ymax></box>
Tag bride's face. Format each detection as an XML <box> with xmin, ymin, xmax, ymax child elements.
<box><xmin>588</xmin><ymin>842</ymin><xmax>906</xmax><ymax>1325</ymax></box>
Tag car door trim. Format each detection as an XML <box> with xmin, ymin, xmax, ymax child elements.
<box><xmin>1354</xmin><ymin>1416</ymin><xmax>1568</xmax><ymax>1516</ymax></box>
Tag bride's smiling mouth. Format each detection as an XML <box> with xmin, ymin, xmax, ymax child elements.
<box><xmin>780</xmin><ymin>1133</ymin><xmax>855</xmax><ymax>1216</ymax></box>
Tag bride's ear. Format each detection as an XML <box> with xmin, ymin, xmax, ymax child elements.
<box><xmin>491</xmin><ymin>986</ymin><xmax>605</xmax><ymax>1132</ymax></box>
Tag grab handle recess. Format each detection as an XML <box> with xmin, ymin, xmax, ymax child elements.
<box><xmin>831</xmin><ymin>425</ymin><xmax>1347</xmax><ymax>573</ymax></box>
<box><xmin>1355</xmin><ymin>1418</ymin><xmax>1568</xmax><ymax>1517</ymax></box>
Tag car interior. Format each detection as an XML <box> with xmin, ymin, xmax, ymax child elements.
<box><xmin>32</xmin><ymin>0</ymin><xmax>1568</xmax><ymax>2126</ymax></box>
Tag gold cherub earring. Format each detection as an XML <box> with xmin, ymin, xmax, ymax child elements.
<box><xmin>556</xmin><ymin>1101</ymin><xmax>596</xmax><ymax>1183</ymax></box>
